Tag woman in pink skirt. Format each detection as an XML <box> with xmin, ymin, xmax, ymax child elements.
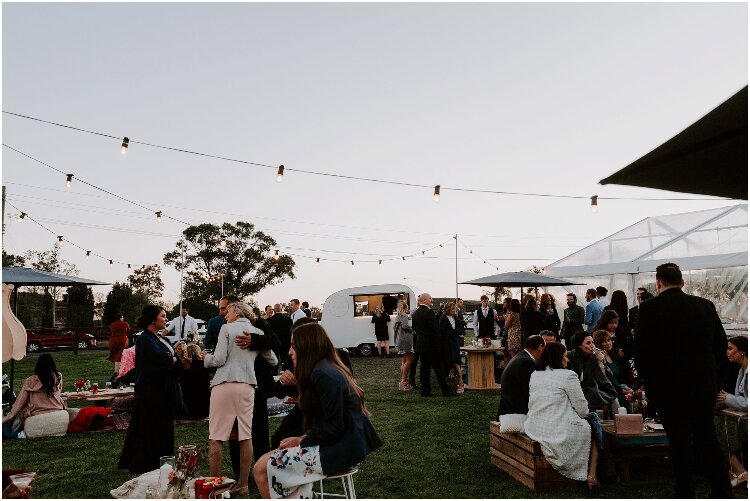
<box><xmin>203</xmin><ymin>301</ymin><xmax>277</xmax><ymax>496</ymax></box>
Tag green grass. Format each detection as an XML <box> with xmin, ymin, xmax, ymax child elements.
<box><xmin>1</xmin><ymin>352</ymin><xmax>743</xmax><ymax>498</ymax></box>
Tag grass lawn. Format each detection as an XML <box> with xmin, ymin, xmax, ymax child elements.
<box><xmin>2</xmin><ymin>351</ymin><xmax>744</xmax><ymax>498</ymax></box>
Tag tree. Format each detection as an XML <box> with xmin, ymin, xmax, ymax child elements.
<box><xmin>65</xmin><ymin>285</ymin><xmax>95</xmax><ymax>328</ymax></box>
<box><xmin>169</xmin><ymin>298</ymin><xmax>219</xmax><ymax>322</ymax></box>
<box><xmin>163</xmin><ymin>221</ymin><xmax>295</xmax><ymax>302</ymax></box>
<box><xmin>102</xmin><ymin>282</ymin><xmax>134</xmax><ymax>326</ymax></box>
<box><xmin>24</xmin><ymin>247</ymin><xmax>79</xmax><ymax>326</ymax></box>
<box><xmin>127</xmin><ymin>265</ymin><xmax>164</xmax><ymax>303</ymax></box>
<box><xmin>2</xmin><ymin>250</ymin><xmax>25</xmax><ymax>267</ymax></box>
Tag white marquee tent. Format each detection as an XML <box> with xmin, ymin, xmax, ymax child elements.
<box><xmin>545</xmin><ymin>204</ymin><xmax>748</xmax><ymax>326</ymax></box>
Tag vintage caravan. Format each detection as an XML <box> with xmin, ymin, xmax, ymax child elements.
<box><xmin>320</xmin><ymin>284</ymin><xmax>420</xmax><ymax>356</ymax></box>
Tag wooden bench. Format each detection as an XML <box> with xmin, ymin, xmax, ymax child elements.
<box><xmin>489</xmin><ymin>421</ymin><xmax>576</xmax><ymax>491</ymax></box>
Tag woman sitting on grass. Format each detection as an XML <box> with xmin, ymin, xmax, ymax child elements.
<box><xmin>524</xmin><ymin>342</ymin><xmax>600</xmax><ymax>489</ymax></box>
<box><xmin>2</xmin><ymin>354</ymin><xmax>66</xmax><ymax>439</ymax></box>
<box><xmin>254</xmin><ymin>323</ymin><xmax>382</xmax><ymax>498</ymax></box>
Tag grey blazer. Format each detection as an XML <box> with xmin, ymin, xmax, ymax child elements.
<box><xmin>204</xmin><ymin>318</ymin><xmax>278</xmax><ymax>387</ymax></box>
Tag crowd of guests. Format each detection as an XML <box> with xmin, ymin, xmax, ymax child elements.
<box><xmin>495</xmin><ymin>263</ymin><xmax>748</xmax><ymax>496</ymax></box>
<box><xmin>115</xmin><ymin>298</ymin><xmax>381</xmax><ymax>498</ymax></box>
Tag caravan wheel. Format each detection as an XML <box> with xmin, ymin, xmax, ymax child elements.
<box><xmin>358</xmin><ymin>344</ymin><xmax>373</xmax><ymax>356</ymax></box>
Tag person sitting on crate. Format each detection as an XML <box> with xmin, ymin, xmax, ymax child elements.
<box><xmin>496</xmin><ymin>335</ymin><xmax>545</xmax><ymax>432</ymax></box>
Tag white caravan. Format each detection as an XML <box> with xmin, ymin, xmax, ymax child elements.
<box><xmin>320</xmin><ymin>284</ymin><xmax>420</xmax><ymax>356</ymax></box>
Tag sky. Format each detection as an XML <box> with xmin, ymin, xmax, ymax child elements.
<box><xmin>2</xmin><ymin>2</ymin><xmax>747</xmax><ymax>314</ymax></box>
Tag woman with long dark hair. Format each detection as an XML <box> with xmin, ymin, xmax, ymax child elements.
<box><xmin>254</xmin><ymin>323</ymin><xmax>382</xmax><ymax>498</ymax></box>
<box><xmin>525</xmin><ymin>342</ymin><xmax>600</xmax><ymax>489</ymax></box>
<box><xmin>602</xmin><ymin>290</ymin><xmax>631</xmax><ymax>355</ymax></box>
<box><xmin>716</xmin><ymin>336</ymin><xmax>748</xmax><ymax>487</ymax></box>
<box><xmin>504</xmin><ymin>299</ymin><xmax>523</xmax><ymax>360</ymax></box>
<box><xmin>2</xmin><ymin>354</ymin><xmax>65</xmax><ymax>439</ymax></box>
<box><xmin>539</xmin><ymin>294</ymin><xmax>561</xmax><ymax>340</ymax></box>
<box><xmin>118</xmin><ymin>305</ymin><xmax>183</xmax><ymax>473</ymax></box>
<box><xmin>567</xmin><ymin>330</ymin><xmax>619</xmax><ymax>416</ymax></box>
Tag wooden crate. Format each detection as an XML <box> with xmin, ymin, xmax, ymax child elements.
<box><xmin>489</xmin><ymin>421</ymin><xmax>577</xmax><ymax>491</ymax></box>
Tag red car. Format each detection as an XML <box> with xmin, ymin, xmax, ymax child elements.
<box><xmin>25</xmin><ymin>328</ymin><xmax>97</xmax><ymax>352</ymax></box>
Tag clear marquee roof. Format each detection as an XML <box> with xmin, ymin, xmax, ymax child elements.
<box><xmin>546</xmin><ymin>204</ymin><xmax>747</xmax><ymax>277</ymax></box>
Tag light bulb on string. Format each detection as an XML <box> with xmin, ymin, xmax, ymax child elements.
<box><xmin>121</xmin><ymin>137</ymin><xmax>129</xmax><ymax>155</ymax></box>
<box><xmin>276</xmin><ymin>165</ymin><xmax>285</xmax><ymax>183</ymax></box>
<box><xmin>274</xmin><ymin>250</ymin><xmax>280</xmax><ymax>261</ymax></box>
<box><xmin>402</xmin><ymin>256</ymin><xmax>405</xmax><ymax>261</ymax></box>
<box><xmin>17</xmin><ymin>212</ymin><xmax>26</xmax><ymax>223</ymax></box>
<box><xmin>109</xmin><ymin>259</ymin><xmax>113</xmax><ymax>267</ymax></box>
<box><xmin>590</xmin><ymin>195</ymin><xmax>598</xmax><ymax>213</ymax></box>
<box><xmin>378</xmin><ymin>260</ymin><xmax>382</xmax><ymax>265</ymax></box>
<box><xmin>57</xmin><ymin>235</ymin><xmax>64</xmax><ymax>246</ymax></box>
<box><xmin>351</xmin><ymin>261</ymin><xmax>355</xmax><ymax>266</ymax></box>
<box><xmin>433</xmin><ymin>185</ymin><xmax>441</xmax><ymax>203</ymax></box>
<box><xmin>65</xmin><ymin>174</ymin><xmax>74</xmax><ymax>188</ymax></box>
<box><xmin>127</xmin><ymin>264</ymin><xmax>131</xmax><ymax>269</ymax></box>
<box><xmin>316</xmin><ymin>258</ymin><xmax>320</xmax><ymax>263</ymax></box>
<box><xmin>85</xmin><ymin>250</ymin><xmax>91</xmax><ymax>258</ymax></box>
<box><xmin>155</xmin><ymin>211</ymin><xmax>162</xmax><ymax>223</ymax></box>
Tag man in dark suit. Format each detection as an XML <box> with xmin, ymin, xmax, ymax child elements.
<box><xmin>267</xmin><ymin>303</ymin><xmax>293</xmax><ymax>367</ymax></box>
<box><xmin>561</xmin><ymin>293</ymin><xmax>585</xmax><ymax>347</ymax></box>
<box><xmin>412</xmin><ymin>293</ymin><xmax>453</xmax><ymax>397</ymax></box>
<box><xmin>635</xmin><ymin>263</ymin><xmax>731</xmax><ymax>498</ymax></box>
<box><xmin>497</xmin><ymin>335</ymin><xmax>545</xmax><ymax>422</ymax></box>
<box><xmin>628</xmin><ymin>288</ymin><xmax>648</xmax><ymax>334</ymax></box>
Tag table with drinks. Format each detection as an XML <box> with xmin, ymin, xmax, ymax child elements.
<box><xmin>602</xmin><ymin>419</ymin><xmax>669</xmax><ymax>481</ymax></box>
<box><xmin>460</xmin><ymin>340</ymin><xmax>502</xmax><ymax>390</ymax></box>
<box><xmin>61</xmin><ymin>383</ymin><xmax>134</xmax><ymax>404</ymax></box>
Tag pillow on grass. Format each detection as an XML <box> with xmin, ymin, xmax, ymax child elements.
<box><xmin>498</xmin><ymin>413</ymin><xmax>526</xmax><ymax>433</ymax></box>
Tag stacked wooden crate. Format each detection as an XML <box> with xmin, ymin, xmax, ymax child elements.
<box><xmin>489</xmin><ymin>421</ymin><xmax>577</xmax><ymax>491</ymax></box>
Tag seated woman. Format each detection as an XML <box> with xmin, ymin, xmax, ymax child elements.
<box><xmin>179</xmin><ymin>343</ymin><xmax>210</xmax><ymax>420</ymax></box>
<box><xmin>567</xmin><ymin>331</ymin><xmax>619</xmax><ymax>417</ymax></box>
<box><xmin>254</xmin><ymin>323</ymin><xmax>382</xmax><ymax>499</ymax></box>
<box><xmin>113</xmin><ymin>345</ymin><xmax>136</xmax><ymax>387</ymax></box>
<box><xmin>592</xmin><ymin>330</ymin><xmax>634</xmax><ymax>406</ymax></box>
<box><xmin>203</xmin><ymin>302</ymin><xmax>278</xmax><ymax>496</ymax></box>
<box><xmin>2</xmin><ymin>354</ymin><xmax>66</xmax><ymax>439</ymax></box>
<box><xmin>525</xmin><ymin>342</ymin><xmax>600</xmax><ymax>489</ymax></box>
<box><xmin>716</xmin><ymin>336</ymin><xmax>748</xmax><ymax>487</ymax></box>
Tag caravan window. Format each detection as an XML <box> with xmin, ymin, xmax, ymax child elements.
<box><xmin>352</xmin><ymin>293</ymin><xmax>410</xmax><ymax>317</ymax></box>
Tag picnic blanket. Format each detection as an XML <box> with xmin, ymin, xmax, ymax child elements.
<box><xmin>66</xmin><ymin>407</ymin><xmax>112</xmax><ymax>433</ymax></box>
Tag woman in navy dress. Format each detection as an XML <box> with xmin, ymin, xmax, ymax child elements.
<box><xmin>119</xmin><ymin>305</ymin><xmax>183</xmax><ymax>473</ymax></box>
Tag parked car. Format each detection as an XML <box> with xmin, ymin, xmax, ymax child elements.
<box><xmin>25</xmin><ymin>328</ymin><xmax>97</xmax><ymax>352</ymax></box>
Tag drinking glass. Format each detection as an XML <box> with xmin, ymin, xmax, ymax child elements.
<box><xmin>9</xmin><ymin>473</ymin><xmax>35</xmax><ymax>499</ymax></box>
<box><xmin>90</xmin><ymin>382</ymin><xmax>99</xmax><ymax>394</ymax></box>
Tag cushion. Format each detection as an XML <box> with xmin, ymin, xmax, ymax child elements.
<box><xmin>23</xmin><ymin>410</ymin><xmax>70</xmax><ymax>438</ymax></box>
<box><xmin>498</xmin><ymin>413</ymin><xmax>527</xmax><ymax>433</ymax></box>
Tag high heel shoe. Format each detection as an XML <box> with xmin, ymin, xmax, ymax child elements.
<box><xmin>586</xmin><ymin>475</ymin><xmax>599</xmax><ymax>490</ymax></box>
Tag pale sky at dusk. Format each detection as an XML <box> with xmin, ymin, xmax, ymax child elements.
<box><xmin>2</xmin><ymin>2</ymin><xmax>747</xmax><ymax>312</ymax></box>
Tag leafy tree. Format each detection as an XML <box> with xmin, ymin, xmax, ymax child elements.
<box><xmin>102</xmin><ymin>282</ymin><xmax>134</xmax><ymax>326</ymax></box>
<box><xmin>24</xmin><ymin>247</ymin><xmax>78</xmax><ymax>326</ymax></box>
<box><xmin>163</xmin><ymin>221</ymin><xmax>295</xmax><ymax>302</ymax></box>
<box><xmin>65</xmin><ymin>285</ymin><xmax>95</xmax><ymax>328</ymax></box>
<box><xmin>2</xmin><ymin>251</ymin><xmax>25</xmax><ymax>267</ymax></box>
<box><xmin>309</xmin><ymin>306</ymin><xmax>322</xmax><ymax>320</ymax></box>
<box><xmin>127</xmin><ymin>265</ymin><xmax>164</xmax><ymax>303</ymax></box>
<box><xmin>169</xmin><ymin>298</ymin><xmax>219</xmax><ymax>322</ymax></box>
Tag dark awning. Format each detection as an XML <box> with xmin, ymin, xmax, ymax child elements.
<box><xmin>460</xmin><ymin>271</ymin><xmax>583</xmax><ymax>288</ymax></box>
<box><xmin>600</xmin><ymin>86</ymin><xmax>748</xmax><ymax>200</ymax></box>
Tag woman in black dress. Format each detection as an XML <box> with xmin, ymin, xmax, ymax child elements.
<box><xmin>371</xmin><ymin>305</ymin><xmax>391</xmax><ymax>357</ymax></box>
<box><xmin>179</xmin><ymin>343</ymin><xmax>210</xmax><ymax>420</ymax></box>
<box><xmin>118</xmin><ymin>305</ymin><xmax>183</xmax><ymax>473</ymax></box>
<box><xmin>539</xmin><ymin>294</ymin><xmax>561</xmax><ymax>340</ymax></box>
<box><xmin>439</xmin><ymin>302</ymin><xmax>465</xmax><ymax>394</ymax></box>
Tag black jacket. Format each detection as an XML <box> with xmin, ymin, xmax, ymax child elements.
<box><xmin>300</xmin><ymin>359</ymin><xmax>382</xmax><ymax>475</ymax></box>
<box><xmin>249</xmin><ymin>319</ymin><xmax>282</xmax><ymax>396</ymax></box>
<box><xmin>634</xmin><ymin>288</ymin><xmax>727</xmax><ymax>408</ymax></box>
<box><xmin>497</xmin><ymin>350</ymin><xmax>536</xmax><ymax>418</ymax></box>
<box><xmin>412</xmin><ymin>305</ymin><xmax>439</xmax><ymax>353</ymax></box>
<box><xmin>267</xmin><ymin>314</ymin><xmax>294</xmax><ymax>361</ymax></box>
<box><xmin>567</xmin><ymin>348</ymin><xmax>618</xmax><ymax>410</ymax></box>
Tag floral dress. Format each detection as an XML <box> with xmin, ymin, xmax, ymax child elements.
<box><xmin>506</xmin><ymin>312</ymin><xmax>522</xmax><ymax>351</ymax></box>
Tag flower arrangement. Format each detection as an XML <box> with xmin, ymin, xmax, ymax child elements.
<box><xmin>74</xmin><ymin>379</ymin><xmax>91</xmax><ymax>392</ymax></box>
<box><xmin>168</xmin><ymin>445</ymin><xmax>202</xmax><ymax>497</ymax></box>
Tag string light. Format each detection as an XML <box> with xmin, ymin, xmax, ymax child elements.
<box><xmin>85</xmin><ymin>250</ymin><xmax>91</xmax><ymax>258</ymax></box>
<box><xmin>433</xmin><ymin>185</ymin><xmax>441</xmax><ymax>202</ymax></box>
<box><xmin>109</xmin><ymin>259</ymin><xmax>113</xmax><ymax>267</ymax></box>
<box><xmin>220</xmin><ymin>237</ymin><xmax>227</xmax><ymax>247</ymax></box>
<box><xmin>402</xmin><ymin>256</ymin><xmax>405</xmax><ymax>261</ymax></box>
<box><xmin>127</xmin><ymin>263</ymin><xmax>131</xmax><ymax>269</ymax></box>
<box><xmin>276</xmin><ymin>165</ymin><xmax>284</xmax><ymax>183</ymax></box>
<box><xmin>378</xmin><ymin>260</ymin><xmax>382</xmax><ymax>265</ymax></box>
<box><xmin>274</xmin><ymin>250</ymin><xmax>280</xmax><ymax>261</ymax></box>
<box><xmin>1</xmin><ymin>112</ymin><xmax>725</xmax><ymax>204</ymax></box>
<box><xmin>590</xmin><ymin>195</ymin><xmax>598</xmax><ymax>213</ymax></box>
<box><xmin>351</xmin><ymin>261</ymin><xmax>354</xmax><ymax>266</ymax></box>
<box><xmin>155</xmin><ymin>211</ymin><xmax>162</xmax><ymax>223</ymax></box>
<box><xmin>57</xmin><ymin>235</ymin><xmax>64</xmax><ymax>245</ymax></box>
<box><xmin>65</xmin><ymin>174</ymin><xmax>73</xmax><ymax>188</ymax></box>
<box><xmin>316</xmin><ymin>258</ymin><xmax>320</xmax><ymax>263</ymax></box>
<box><xmin>17</xmin><ymin>212</ymin><xmax>26</xmax><ymax>222</ymax></box>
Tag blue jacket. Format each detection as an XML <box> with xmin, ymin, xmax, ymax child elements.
<box><xmin>203</xmin><ymin>315</ymin><xmax>225</xmax><ymax>350</ymax></box>
<box><xmin>134</xmin><ymin>330</ymin><xmax>182</xmax><ymax>386</ymax></box>
<box><xmin>300</xmin><ymin>359</ymin><xmax>382</xmax><ymax>474</ymax></box>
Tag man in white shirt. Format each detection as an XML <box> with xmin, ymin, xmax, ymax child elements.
<box><xmin>473</xmin><ymin>295</ymin><xmax>496</xmax><ymax>340</ymax></box>
<box><xmin>164</xmin><ymin>307</ymin><xmax>199</xmax><ymax>343</ymax></box>
<box><xmin>289</xmin><ymin>298</ymin><xmax>307</xmax><ymax>323</ymax></box>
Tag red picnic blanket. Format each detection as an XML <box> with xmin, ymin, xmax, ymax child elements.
<box><xmin>66</xmin><ymin>407</ymin><xmax>113</xmax><ymax>433</ymax></box>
